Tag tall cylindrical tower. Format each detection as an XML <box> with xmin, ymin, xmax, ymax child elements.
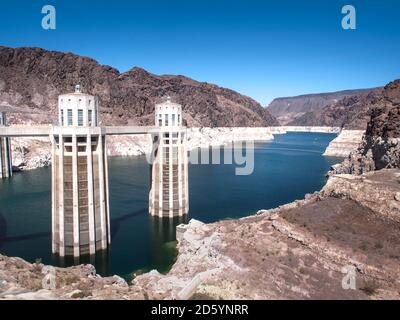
<box><xmin>52</xmin><ymin>85</ymin><xmax>110</xmax><ymax>257</ymax></box>
<box><xmin>149</xmin><ymin>98</ymin><xmax>189</xmax><ymax>218</ymax></box>
<box><xmin>0</xmin><ymin>112</ymin><xmax>12</xmax><ymax>179</ymax></box>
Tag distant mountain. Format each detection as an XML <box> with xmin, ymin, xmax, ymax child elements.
<box><xmin>0</xmin><ymin>46</ymin><xmax>278</xmax><ymax>127</ymax></box>
<box><xmin>267</xmin><ymin>88</ymin><xmax>380</xmax><ymax>125</ymax></box>
<box><xmin>288</xmin><ymin>87</ymin><xmax>386</xmax><ymax>129</ymax></box>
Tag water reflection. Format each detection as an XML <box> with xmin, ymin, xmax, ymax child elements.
<box><xmin>149</xmin><ymin>215</ymin><xmax>188</xmax><ymax>274</ymax></box>
<box><xmin>52</xmin><ymin>249</ymin><xmax>110</xmax><ymax>275</ymax></box>
<box><xmin>0</xmin><ymin>211</ymin><xmax>50</xmax><ymax>251</ymax></box>
<box><xmin>110</xmin><ymin>208</ymin><xmax>148</xmax><ymax>240</ymax></box>
<box><xmin>49</xmin><ymin>214</ymin><xmax>188</xmax><ymax>276</ymax></box>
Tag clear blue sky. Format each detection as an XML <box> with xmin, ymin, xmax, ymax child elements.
<box><xmin>0</xmin><ymin>0</ymin><xmax>399</xmax><ymax>105</ymax></box>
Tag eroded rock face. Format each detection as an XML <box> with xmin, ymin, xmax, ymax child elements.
<box><xmin>0</xmin><ymin>46</ymin><xmax>278</xmax><ymax>128</ymax></box>
<box><xmin>330</xmin><ymin>82</ymin><xmax>400</xmax><ymax>175</ymax></box>
<box><xmin>323</xmin><ymin>130</ymin><xmax>365</xmax><ymax>157</ymax></box>
<box><xmin>11</xmin><ymin>138</ymin><xmax>51</xmax><ymax>170</ymax></box>
<box><xmin>332</xmin><ymin>137</ymin><xmax>400</xmax><ymax>175</ymax></box>
<box><xmin>322</xmin><ymin>169</ymin><xmax>400</xmax><ymax>222</ymax></box>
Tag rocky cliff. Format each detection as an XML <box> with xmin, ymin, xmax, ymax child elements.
<box><xmin>0</xmin><ymin>46</ymin><xmax>278</xmax><ymax>127</ymax></box>
<box><xmin>331</xmin><ymin>80</ymin><xmax>400</xmax><ymax>174</ymax></box>
<box><xmin>267</xmin><ymin>88</ymin><xmax>378</xmax><ymax>125</ymax></box>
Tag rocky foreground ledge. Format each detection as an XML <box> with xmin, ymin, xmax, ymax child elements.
<box><xmin>1</xmin><ymin>169</ymin><xmax>399</xmax><ymax>300</ymax></box>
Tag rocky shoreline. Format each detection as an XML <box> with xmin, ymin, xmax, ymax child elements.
<box><xmin>1</xmin><ymin>168</ymin><xmax>399</xmax><ymax>300</ymax></box>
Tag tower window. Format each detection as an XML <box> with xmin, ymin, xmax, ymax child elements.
<box><xmin>78</xmin><ymin>109</ymin><xmax>83</xmax><ymax>126</ymax></box>
<box><xmin>67</xmin><ymin>109</ymin><xmax>73</xmax><ymax>126</ymax></box>
<box><xmin>172</xmin><ymin>114</ymin><xmax>176</xmax><ymax>126</ymax></box>
<box><xmin>165</xmin><ymin>114</ymin><xmax>169</xmax><ymax>126</ymax></box>
<box><xmin>178</xmin><ymin>114</ymin><xmax>181</xmax><ymax>125</ymax></box>
<box><xmin>61</xmin><ymin>109</ymin><xmax>64</xmax><ymax>126</ymax></box>
<box><xmin>88</xmin><ymin>110</ymin><xmax>93</xmax><ymax>126</ymax></box>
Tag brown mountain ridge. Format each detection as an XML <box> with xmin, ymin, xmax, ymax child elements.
<box><xmin>267</xmin><ymin>88</ymin><xmax>380</xmax><ymax>125</ymax></box>
<box><xmin>287</xmin><ymin>85</ymin><xmax>393</xmax><ymax>130</ymax></box>
<box><xmin>0</xmin><ymin>46</ymin><xmax>278</xmax><ymax>127</ymax></box>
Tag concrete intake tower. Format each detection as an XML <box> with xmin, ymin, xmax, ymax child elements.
<box><xmin>149</xmin><ymin>98</ymin><xmax>189</xmax><ymax>217</ymax></box>
<box><xmin>52</xmin><ymin>85</ymin><xmax>110</xmax><ymax>257</ymax></box>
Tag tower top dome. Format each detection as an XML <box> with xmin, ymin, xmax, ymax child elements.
<box><xmin>58</xmin><ymin>86</ymin><xmax>98</xmax><ymax>127</ymax></box>
<box><xmin>155</xmin><ymin>97</ymin><xmax>182</xmax><ymax>111</ymax></box>
<box><xmin>154</xmin><ymin>97</ymin><xmax>182</xmax><ymax>127</ymax></box>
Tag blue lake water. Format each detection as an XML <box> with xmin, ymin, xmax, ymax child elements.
<box><xmin>0</xmin><ymin>132</ymin><xmax>341</xmax><ymax>277</ymax></box>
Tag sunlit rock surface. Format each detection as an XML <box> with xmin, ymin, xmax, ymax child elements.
<box><xmin>323</xmin><ymin>130</ymin><xmax>365</xmax><ymax>157</ymax></box>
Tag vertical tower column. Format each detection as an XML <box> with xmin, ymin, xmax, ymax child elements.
<box><xmin>0</xmin><ymin>112</ymin><xmax>12</xmax><ymax>179</ymax></box>
<box><xmin>86</xmin><ymin>132</ymin><xmax>96</xmax><ymax>255</ymax></box>
<box><xmin>183</xmin><ymin>131</ymin><xmax>189</xmax><ymax>211</ymax></box>
<box><xmin>51</xmin><ymin>135</ymin><xmax>57</xmax><ymax>253</ymax></box>
<box><xmin>52</xmin><ymin>85</ymin><xmax>110</xmax><ymax>257</ymax></box>
<box><xmin>149</xmin><ymin>98</ymin><xmax>189</xmax><ymax>217</ymax></box>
